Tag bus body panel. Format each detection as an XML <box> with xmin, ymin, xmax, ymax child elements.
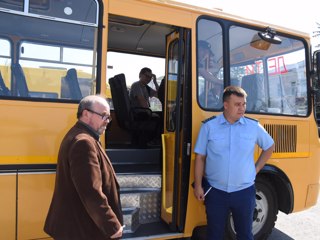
<box><xmin>17</xmin><ymin>173</ymin><xmax>55</xmax><ymax>239</ymax></box>
<box><xmin>0</xmin><ymin>100</ymin><xmax>77</xmax><ymax>164</ymax></box>
<box><xmin>0</xmin><ymin>173</ymin><xmax>16</xmax><ymax>240</ymax></box>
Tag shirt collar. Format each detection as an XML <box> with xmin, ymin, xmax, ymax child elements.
<box><xmin>78</xmin><ymin>120</ymin><xmax>100</xmax><ymax>141</ymax></box>
<box><xmin>219</xmin><ymin>113</ymin><xmax>245</xmax><ymax>125</ymax></box>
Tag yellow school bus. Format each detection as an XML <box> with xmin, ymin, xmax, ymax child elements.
<box><xmin>0</xmin><ymin>0</ymin><xmax>319</xmax><ymax>239</ymax></box>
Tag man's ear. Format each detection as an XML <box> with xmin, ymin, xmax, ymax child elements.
<box><xmin>223</xmin><ymin>101</ymin><xmax>228</xmax><ymax>110</ymax></box>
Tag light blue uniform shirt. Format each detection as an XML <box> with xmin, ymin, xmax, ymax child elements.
<box><xmin>194</xmin><ymin>114</ymin><xmax>274</xmax><ymax>193</ymax></box>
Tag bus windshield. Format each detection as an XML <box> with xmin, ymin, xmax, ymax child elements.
<box><xmin>197</xmin><ymin>18</ymin><xmax>307</xmax><ymax>116</ymax></box>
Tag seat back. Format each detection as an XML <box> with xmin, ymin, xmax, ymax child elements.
<box><xmin>108</xmin><ymin>73</ymin><xmax>132</xmax><ymax>130</ymax></box>
<box><xmin>0</xmin><ymin>71</ymin><xmax>10</xmax><ymax>96</ymax></box>
<box><xmin>65</xmin><ymin>68</ymin><xmax>82</xmax><ymax>100</ymax></box>
<box><xmin>241</xmin><ymin>73</ymin><xmax>265</xmax><ymax>112</ymax></box>
<box><xmin>11</xmin><ymin>63</ymin><xmax>29</xmax><ymax>97</ymax></box>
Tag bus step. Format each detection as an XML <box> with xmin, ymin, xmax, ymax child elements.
<box><xmin>108</xmin><ymin>148</ymin><xmax>161</xmax><ymax>173</ymax></box>
<box><xmin>118</xmin><ymin>173</ymin><xmax>162</xmax><ymax>233</ymax></box>
<box><xmin>120</xmin><ymin>188</ymin><xmax>161</xmax><ymax>224</ymax></box>
<box><xmin>122</xmin><ymin>207</ymin><xmax>140</xmax><ymax>233</ymax></box>
<box><xmin>117</xmin><ymin>173</ymin><xmax>161</xmax><ymax>188</ymax></box>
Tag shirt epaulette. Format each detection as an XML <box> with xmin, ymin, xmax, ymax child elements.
<box><xmin>202</xmin><ymin>116</ymin><xmax>216</xmax><ymax>123</ymax></box>
<box><xmin>244</xmin><ymin>116</ymin><xmax>258</xmax><ymax>122</ymax></box>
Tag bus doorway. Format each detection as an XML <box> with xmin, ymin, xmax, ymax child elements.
<box><xmin>105</xmin><ymin>15</ymin><xmax>192</xmax><ymax>237</ymax></box>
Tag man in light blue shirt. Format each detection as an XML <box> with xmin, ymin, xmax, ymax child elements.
<box><xmin>193</xmin><ymin>86</ymin><xmax>274</xmax><ymax>240</ymax></box>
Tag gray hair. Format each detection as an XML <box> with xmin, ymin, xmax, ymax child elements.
<box><xmin>77</xmin><ymin>95</ymin><xmax>108</xmax><ymax>119</ymax></box>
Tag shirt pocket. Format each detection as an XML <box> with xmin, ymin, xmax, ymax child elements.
<box><xmin>208</xmin><ymin>134</ymin><xmax>228</xmax><ymax>151</ymax></box>
<box><xmin>239</xmin><ymin>133</ymin><xmax>255</xmax><ymax>145</ymax></box>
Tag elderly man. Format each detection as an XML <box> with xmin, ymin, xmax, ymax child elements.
<box><xmin>44</xmin><ymin>95</ymin><xmax>123</xmax><ymax>240</ymax></box>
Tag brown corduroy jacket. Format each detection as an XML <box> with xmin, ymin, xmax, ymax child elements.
<box><xmin>44</xmin><ymin>121</ymin><xmax>123</xmax><ymax>240</ymax></box>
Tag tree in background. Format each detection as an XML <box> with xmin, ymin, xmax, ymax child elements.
<box><xmin>313</xmin><ymin>22</ymin><xmax>320</xmax><ymax>50</ymax></box>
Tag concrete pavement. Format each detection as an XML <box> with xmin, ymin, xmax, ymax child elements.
<box><xmin>268</xmin><ymin>197</ymin><xmax>320</xmax><ymax>240</ymax></box>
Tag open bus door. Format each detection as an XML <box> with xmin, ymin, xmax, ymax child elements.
<box><xmin>161</xmin><ymin>29</ymin><xmax>192</xmax><ymax>232</ymax></box>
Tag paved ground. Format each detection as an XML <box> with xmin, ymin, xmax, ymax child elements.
<box><xmin>268</xmin><ymin>197</ymin><xmax>320</xmax><ymax>240</ymax></box>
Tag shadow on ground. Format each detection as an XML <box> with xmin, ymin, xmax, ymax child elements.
<box><xmin>268</xmin><ymin>228</ymin><xmax>294</xmax><ymax>240</ymax></box>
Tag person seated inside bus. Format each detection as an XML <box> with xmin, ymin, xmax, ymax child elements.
<box><xmin>157</xmin><ymin>77</ymin><xmax>165</xmax><ymax>109</ymax></box>
<box><xmin>198</xmin><ymin>40</ymin><xmax>223</xmax><ymax>108</ymax></box>
<box><xmin>130</xmin><ymin>67</ymin><xmax>159</xmax><ymax>108</ymax></box>
<box><xmin>199</xmin><ymin>82</ymin><xmax>223</xmax><ymax>109</ymax></box>
<box><xmin>198</xmin><ymin>40</ymin><xmax>221</xmax><ymax>85</ymax></box>
<box><xmin>129</xmin><ymin>67</ymin><xmax>161</xmax><ymax>146</ymax></box>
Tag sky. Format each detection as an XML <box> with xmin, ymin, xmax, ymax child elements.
<box><xmin>174</xmin><ymin>0</ymin><xmax>320</xmax><ymax>47</ymax></box>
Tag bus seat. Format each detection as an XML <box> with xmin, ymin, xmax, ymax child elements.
<box><xmin>109</xmin><ymin>73</ymin><xmax>157</xmax><ymax>146</ymax></box>
<box><xmin>0</xmin><ymin>71</ymin><xmax>10</xmax><ymax>96</ymax></box>
<box><xmin>11</xmin><ymin>63</ymin><xmax>29</xmax><ymax>97</ymax></box>
<box><xmin>64</xmin><ymin>68</ymin><xmax>82</xmax><ymax>100</ymax></box>
<box><xmin>241</xmin><ymin>73</ymin><xmax>265</xmax><ymax>112</ymax></box>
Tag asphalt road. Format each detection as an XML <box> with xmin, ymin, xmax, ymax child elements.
<box><xmin>268</xmin><ymin>197</ymin><xmax>320</xmax><ymax>240</ymax></box>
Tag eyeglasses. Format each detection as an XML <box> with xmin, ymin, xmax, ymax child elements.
<box><xmin>86</xmin><ymin>109</ymin><xmax>112</xmax><ymax>122</ymax></box>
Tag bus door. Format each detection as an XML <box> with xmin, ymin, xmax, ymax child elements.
<box><xmin>161</xmin><ymin>29</ymin><xmax>191</xmax><ymax>231</ymax></box>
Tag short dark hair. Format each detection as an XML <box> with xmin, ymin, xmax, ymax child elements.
<box><xmin>139</xmin><ymin>67</ymin><xmax>152</xmax><ymax>77</ymax></box>
<box><xmin>223</xmin><ymin>86</ymin><xmax>247</xmax><ymax>102</ymax></box>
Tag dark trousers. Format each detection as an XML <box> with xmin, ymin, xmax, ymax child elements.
<box><xmin>205</xmin><ymin>185</ymin><xmax>255</xmax><ymax>240</ymax></box>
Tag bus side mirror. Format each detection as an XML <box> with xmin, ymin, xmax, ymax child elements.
<box><xmin>250</xmin><ymin>27</ymin><xmax>281</xmax><ymax>50</ymax></box>
<box><xmin>258</xmin><ymin>27</ymin><xmax>282</xmax><ymax>45</ymax></box>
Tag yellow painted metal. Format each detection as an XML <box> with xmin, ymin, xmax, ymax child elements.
<box><xmin>17</xmin><ymin>172</ymin><xmax>56</xmax><ymax>239</ymax></box>
<box><xmin>0</xmin><ymin>100</ymin><xmax>79</xmax><ymax>239</ymax></box>
<box><xmin>0</xmin><ymin>173</ymin><xmax>16</xmax><ymax>240</ymax></box>
<box><xmin>0</xmin><ymin>100</ymin><xmax>77</xmax><ymax>163</ymax></box>
<box><xmin>161</xmin><ymin>133</ymin><xmax>175</xmax><ymax>223</ymax></box>
<box><xmin>305</xmin><ymin>183</ymin><xmax>320</xmax><ymax>208</ymax></box>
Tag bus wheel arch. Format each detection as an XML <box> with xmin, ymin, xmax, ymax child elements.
<box><xmin>260</xmin><ymin>165</ymin><xmax>294</xmax><ymax>214</ymax></box>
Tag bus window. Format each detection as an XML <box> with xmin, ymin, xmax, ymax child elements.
<box><xmin>267</xmin><ymin>50</ymin><xmax>307</xmax><ymax>115</ymax></box>
<box><xmin>0</xmin><ymin>4</ymin><xmax>98</xmax><ymax>101</ymax></box>
<box><xmin>0</xmin><ymin>0</ymin><xmax>98</xmax><ymax>25</ymax></box>
<box><xmin>166</xmin><ymin>39</ymin><xmax>179</xmax><ymax>131</ymax></box>
<box><xmin>29</xmin><ymin>0</ymin><xmax>98</xmax><ymax>24</ymax></box>
<box><xmin>229</xmin><ymin>25</ymin><xmax>307</xmax><ymax>115</ymax></box>
<box><xmin>19</xmin><ymin>42</ymin><xmax>96</xmax><ymax>99</ymax></box>
<box><xmin>0</xmin><ymin>38</ymin><xmax>11</xmax><ymax>96</ymax></box>
<box><xmin>0</xmin><ymin>0</ymin><xmax>23</xmax><ymax>12</ymax></box>
<box><xmin>0</xmin><ymin>38</ymin><xmax>10</xmax><ymax>57</ymax></box>
<box><xmin>197</xmin><ymin>19</ymin><xmax>224</xmax><ymax>110</ymax></box>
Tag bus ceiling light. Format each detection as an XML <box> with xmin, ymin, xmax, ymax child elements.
<box><xmin>64</xmin><ymin>7</ymin><xmax>73</xmax><ymax>15</ymax></box>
